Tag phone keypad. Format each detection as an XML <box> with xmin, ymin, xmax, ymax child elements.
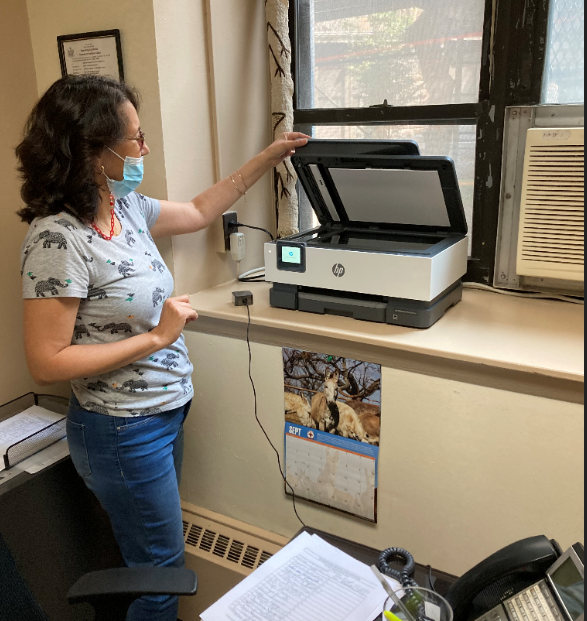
<box><xmin>505</xmin><ymin>582</ymin><xmax>564</xmax><ymax>621</ymax></box>
<box><xmin>474</xmin><ymin>581</ymin><xmax>566</xmax><ymax>621</ymax></box>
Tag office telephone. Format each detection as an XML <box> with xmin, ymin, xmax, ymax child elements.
<box><xmin>444</xmin><ymin>536</ymin><xmax>584</xmax><ymax>621</ymax></box>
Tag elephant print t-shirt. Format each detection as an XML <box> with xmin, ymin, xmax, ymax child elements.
<box><xmin>21</xmin><ymin>192</ymin><xmax>194</xmax><ymax>418</ymax></box>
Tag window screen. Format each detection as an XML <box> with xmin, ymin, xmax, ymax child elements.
<box><xmin>542</xmin><ymin>0</ymin><xmax>585</xmax><ymax>104</ymax></box>
<box><xmin>297</xmin><ymin>0</ymin><xmax>486</xmax><ymax>109</ymax></box>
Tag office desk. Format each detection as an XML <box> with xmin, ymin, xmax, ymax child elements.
<box><xmin>0</xmin><ymin>457</ymin><xmax>122</xmax><ymax>621</ymax></box>
<box><xmin>299</xmin><ymin>528</ymin><xmax>458</xmax><ymax>620</ymax></box>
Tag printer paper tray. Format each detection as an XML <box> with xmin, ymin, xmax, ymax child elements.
<box><xmin>270</xmin><ymin>282</ymin><xmax>463</xmax><ymax>330</ymax></box>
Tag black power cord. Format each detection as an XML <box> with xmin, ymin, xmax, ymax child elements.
<box><xmin>231</xmin><ymin>221</ymin><xmax>273</xmax><ymax>283</ymax></box>
<box><xmin>428</xmin><ymin>565</ymin><xmax>437</xmax><ymax>592</ymax></box>
<box><xmin>379</xmin><ymin>548</ymin><xmax>419</xmax><ymax>587</ymax></box>
<box><xmin>235</xmin><ymin>222</ymin><xmax>275</xmax><ymax>242</ymax></box>
<box><xmin>243</xmin><ymin>301</ymin><xmax>306</xmax><ymax>528</ymax></box>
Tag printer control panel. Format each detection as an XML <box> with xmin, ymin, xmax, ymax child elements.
<box><xmin>277</xmin><ymin>241</ymin><xmax>307</xmax><ymax>273</ymax></box>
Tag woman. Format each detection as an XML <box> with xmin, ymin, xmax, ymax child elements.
<box><xmin>18</xmin><ymin>75</ymin><xmax>308</xmax><ymax>621</ymax></box>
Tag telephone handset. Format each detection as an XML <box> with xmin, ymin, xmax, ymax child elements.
<box><xmin>445</xmin><ymin>536</ymin><xmax>585</xmax><ymax>621</ymax></box>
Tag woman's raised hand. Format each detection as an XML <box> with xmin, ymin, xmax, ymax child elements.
<box><xmin>263</xmin><ymin>132</ymin><xmax>311</xmax><ymax>168</ymax></box>
<box><xmin>152</xmin><ymin>295</ymin><xmax>199</xmax><ymax>348</ymax></box>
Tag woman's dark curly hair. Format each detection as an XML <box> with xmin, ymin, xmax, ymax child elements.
<box><xmin>16</xmin><ymin>75</ymin><xmax>140</xmax><ymax>224</ymax></box>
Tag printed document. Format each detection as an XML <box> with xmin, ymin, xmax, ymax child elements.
<box><xmin>200</xmin><ymin>532</ymin><xmax>400</xmax><ymax>621</ymax></box>
<box><xmin>0</xmin><ymin>406</ymin><xmax>65</xmax><ymax>471</ymax></box>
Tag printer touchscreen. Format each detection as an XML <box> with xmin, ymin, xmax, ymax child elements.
<box><xmin>282</xmin><ymin>246</ymin><xmax>302</xmax><ymax>264</ymax></box>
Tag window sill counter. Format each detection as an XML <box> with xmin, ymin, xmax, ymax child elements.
<box><xmin>187</xmin><ymin>282</ymin><xmax>584</xmax><ymax>404</ymax></box>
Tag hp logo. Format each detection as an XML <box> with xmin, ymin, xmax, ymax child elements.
<box><xmin>332</xmin><ymin>264</ymin><xmax>346</xmax><ymax>278</ymax></box>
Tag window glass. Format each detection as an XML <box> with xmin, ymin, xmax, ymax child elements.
<box><xmin>303</xmin><ymin>125</ymin><xmax>476</xmax><ymax>240</ymax></box>
<box><xmin>542</xmin><ymin>0</ymin><xmax>585</xmax><ymax>104</ymax></box>
<box><xmin>297</xmin><ymin>0</ymin><xmax>486</xmax><ymax>109</ymax></box>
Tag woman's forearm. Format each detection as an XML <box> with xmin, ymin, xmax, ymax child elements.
<box><xmin>152</xmin><ymin>134</ymin><xmax>309</xmax><ymax>238</ymax></box>
<box><xmin>191</xmin><ymin>152</ymin><xmax>271</xmax><ymax>229</ymax></box>
<box><xmin>36</xmin><ymin>332</ymin><xmax>166</xmax><ymax>386</ymax></box>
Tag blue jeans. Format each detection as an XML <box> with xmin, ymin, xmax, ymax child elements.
<box><xmin>67</xmin><ymin>394</ymin><xmax>192</xmax><ymax>621</ymax></box>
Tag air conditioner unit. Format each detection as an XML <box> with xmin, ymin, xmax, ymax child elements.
<box><xmin>516</xmin><ymin>127</ymin><xmax>584</xmax><ymax>282</ymax></box>
<box><xmin>495</xmin><ymin>105</ymin><xmax>585</xmax><ymax>295</ymax></box>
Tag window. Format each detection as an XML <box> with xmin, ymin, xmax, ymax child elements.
<box><xmin>542</xmin><ymin>0</ymin><xmax>585</xmax><ymax>104</ymax></box>
<box><xmin>298</xmin><ymin>0</ymin><xmax>486</xmax><ymax>109</ymax></box>
<box><xmin>291</xmin><ymin>0</ymin><xmax>584</xmax><ymax>283</ymax></box>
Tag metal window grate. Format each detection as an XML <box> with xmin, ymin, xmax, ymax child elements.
<box><xmin>543</xmin><ymin>0</ymin><xmax>585</xmax><ymax>104</ymax></box>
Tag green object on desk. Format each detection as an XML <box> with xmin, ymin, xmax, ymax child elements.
<box><xmin>385</xmin><ymin>611</ymin><xmax>404</xmax><ymax>621</ymax></box>
<box><xmin>371</xmin><ymin>565</ymin><xmax>417</xmax><ymax>621</ymax></box>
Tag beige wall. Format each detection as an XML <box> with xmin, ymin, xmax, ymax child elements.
<box><xmin>181</xmin><ymin>331</ymin><xmax>585</xmax><ymax>577</ymax></box>
<box><xmin>163</xmin><ymin>0</ymin><xmax>274</xmax><ymax>295</ymax></box>
<box><xmin>13</xmin><ymin>0</ymin><xmax>583</xmax><ymax>581</ymax></box>
<box><xmin>152</xmin><ymin>0</ymin><xmax>219</xmax><ymax>295</ymax></box>
<box><xmin>0</xmin><ymin>0</ymin><xmax>68</xmax><ymax>403</ymax></box>
<box><xmin>24</xmin><ymin>0</ymin><xmax>274</xmax><ymax>295</ymax></box>
<box><xmin>25</xmin><ymin>0</ymin><xmax>174</xmax><ymax>267</ymax></box>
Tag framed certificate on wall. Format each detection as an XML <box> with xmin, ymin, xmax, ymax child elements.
<box><xmin>58</xmin><ymin>30</ymin><xmax>124</xmax><ymax>82</ymax></box>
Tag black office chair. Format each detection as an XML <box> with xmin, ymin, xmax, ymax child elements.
<box><xmin>0</xmin><ymin>531</ymin><xmax>47</xmax><ymax>621</ymax></box>
<box><xmin>67</xmin><ymin>567</ymin><xmax>198</xmax><ymax>621</ymax></box>
<box><xmin>1</xmin><ymin>532</ymin><xmax>198</xmax><ymax>621</ymax></box>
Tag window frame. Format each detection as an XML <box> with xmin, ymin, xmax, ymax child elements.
<box><xmin>289</xmin><ymin>0</ymin><xmax>552</xmax><ymax>284</ymax></box>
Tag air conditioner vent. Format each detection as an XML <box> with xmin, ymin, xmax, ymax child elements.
<box><xmin>200</xmin><ymin>530</ymin><xmax>216</xmax><ymax>552</ymax></box>
<box><xmin>186</xmin><ymin>524</ymin><xmax>202</xmax><ymax>548</ymax></box>
<box><xmin>227</xmin><ymin>540</ymin><xmax>245</xmax><ymax>564</ymax></box>
<box><xmin>258</xmin><ymin>551</ymin><xmax>273</xmax><ymax>567</ymax></box>
<box><xmin>181</xmin><ymin>506</ymin><xmax>285</xmax><ymax>577</ymax></box>
<box><xmin>213</xmin><ymin>535</ymin><xmax>230</xmax><ymax>558</ymax></box>
<box><xmin>242</xmin><ymin>546</ymin><xmax>260</xmax><ymax>569</ymax></box>
<box><xmin>517</xmin><ymin>128</ymin><xmax>585</xmax><ymax>282</ymax></box>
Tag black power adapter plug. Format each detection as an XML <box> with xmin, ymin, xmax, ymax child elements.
<box><xmin>223</xmin><ymin>211</ymin><xmax>239</xmax><ymax>252</ymax></box>
<box><xmin>233</xmin><ymin>291</ymin><xmax>253</xmax><ymax>307</ymax></box>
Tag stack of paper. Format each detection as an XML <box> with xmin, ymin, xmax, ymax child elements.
<box><xmin>0</xmin><ymin>406</ymin><xmax>67</xmax><ymax>473</ymax></box>
<box><xmin>201</xmin><ymin>532</ymin><xmax>400</xmax><ymax>621</ymax></box>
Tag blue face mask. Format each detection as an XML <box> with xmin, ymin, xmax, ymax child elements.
<box><xmin>104</xmin><ymin>148</ymin><xmax>144</xmax><ymax>200</ymax></box>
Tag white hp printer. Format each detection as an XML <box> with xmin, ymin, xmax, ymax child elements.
<box><xmin>264</xmin><ymin>140</ymin><xmax>469</xmax><ymax>329</ymax></box>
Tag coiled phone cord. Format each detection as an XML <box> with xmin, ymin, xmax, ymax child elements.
<box><xmin>379</xmin><ymin>548</ymin><xmax>419</xmax><ymax>588</ymax></box>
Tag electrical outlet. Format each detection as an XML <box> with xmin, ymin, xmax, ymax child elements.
<box><xmin>223</xmin><ymin>212</ymin><xmax>239</xmax><ymax>252</ymax></box>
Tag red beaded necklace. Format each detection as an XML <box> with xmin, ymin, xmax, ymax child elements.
<box><xmin>92</xmin><ymin>194</ymin><xmax>117</xmax><ymax>241</ymax></box>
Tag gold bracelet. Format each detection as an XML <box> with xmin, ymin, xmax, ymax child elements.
<box><xmin>236</xmin><ymin>169</ymin><xmax>249</xmax><ymax>194</ymax></box>
<box><xmin>230</xmin><ymin>174</ymin><xmax>245</xmax><ymax>197</ymax></box>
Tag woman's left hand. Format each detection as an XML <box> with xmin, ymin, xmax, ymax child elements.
<box><xmin>263</xmin><ymin>132</ymin><xmax>311</xmax><ymax>168</ymax></box>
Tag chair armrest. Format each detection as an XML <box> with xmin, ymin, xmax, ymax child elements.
<box><xmin>67</xmin><ymin>567</ymin><xmax>198</xmax><ymax>604</ymax></box>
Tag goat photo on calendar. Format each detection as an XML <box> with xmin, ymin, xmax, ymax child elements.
<box><xmin>283</xmin><ymin>350</ymin><xmax>381</xmax><ymax>447</ymax></box>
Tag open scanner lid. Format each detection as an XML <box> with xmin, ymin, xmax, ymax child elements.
<box><xmin>292</xmin><ymin>140</ymin><xmax>468</xmax><ymax>236</ymax></box>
